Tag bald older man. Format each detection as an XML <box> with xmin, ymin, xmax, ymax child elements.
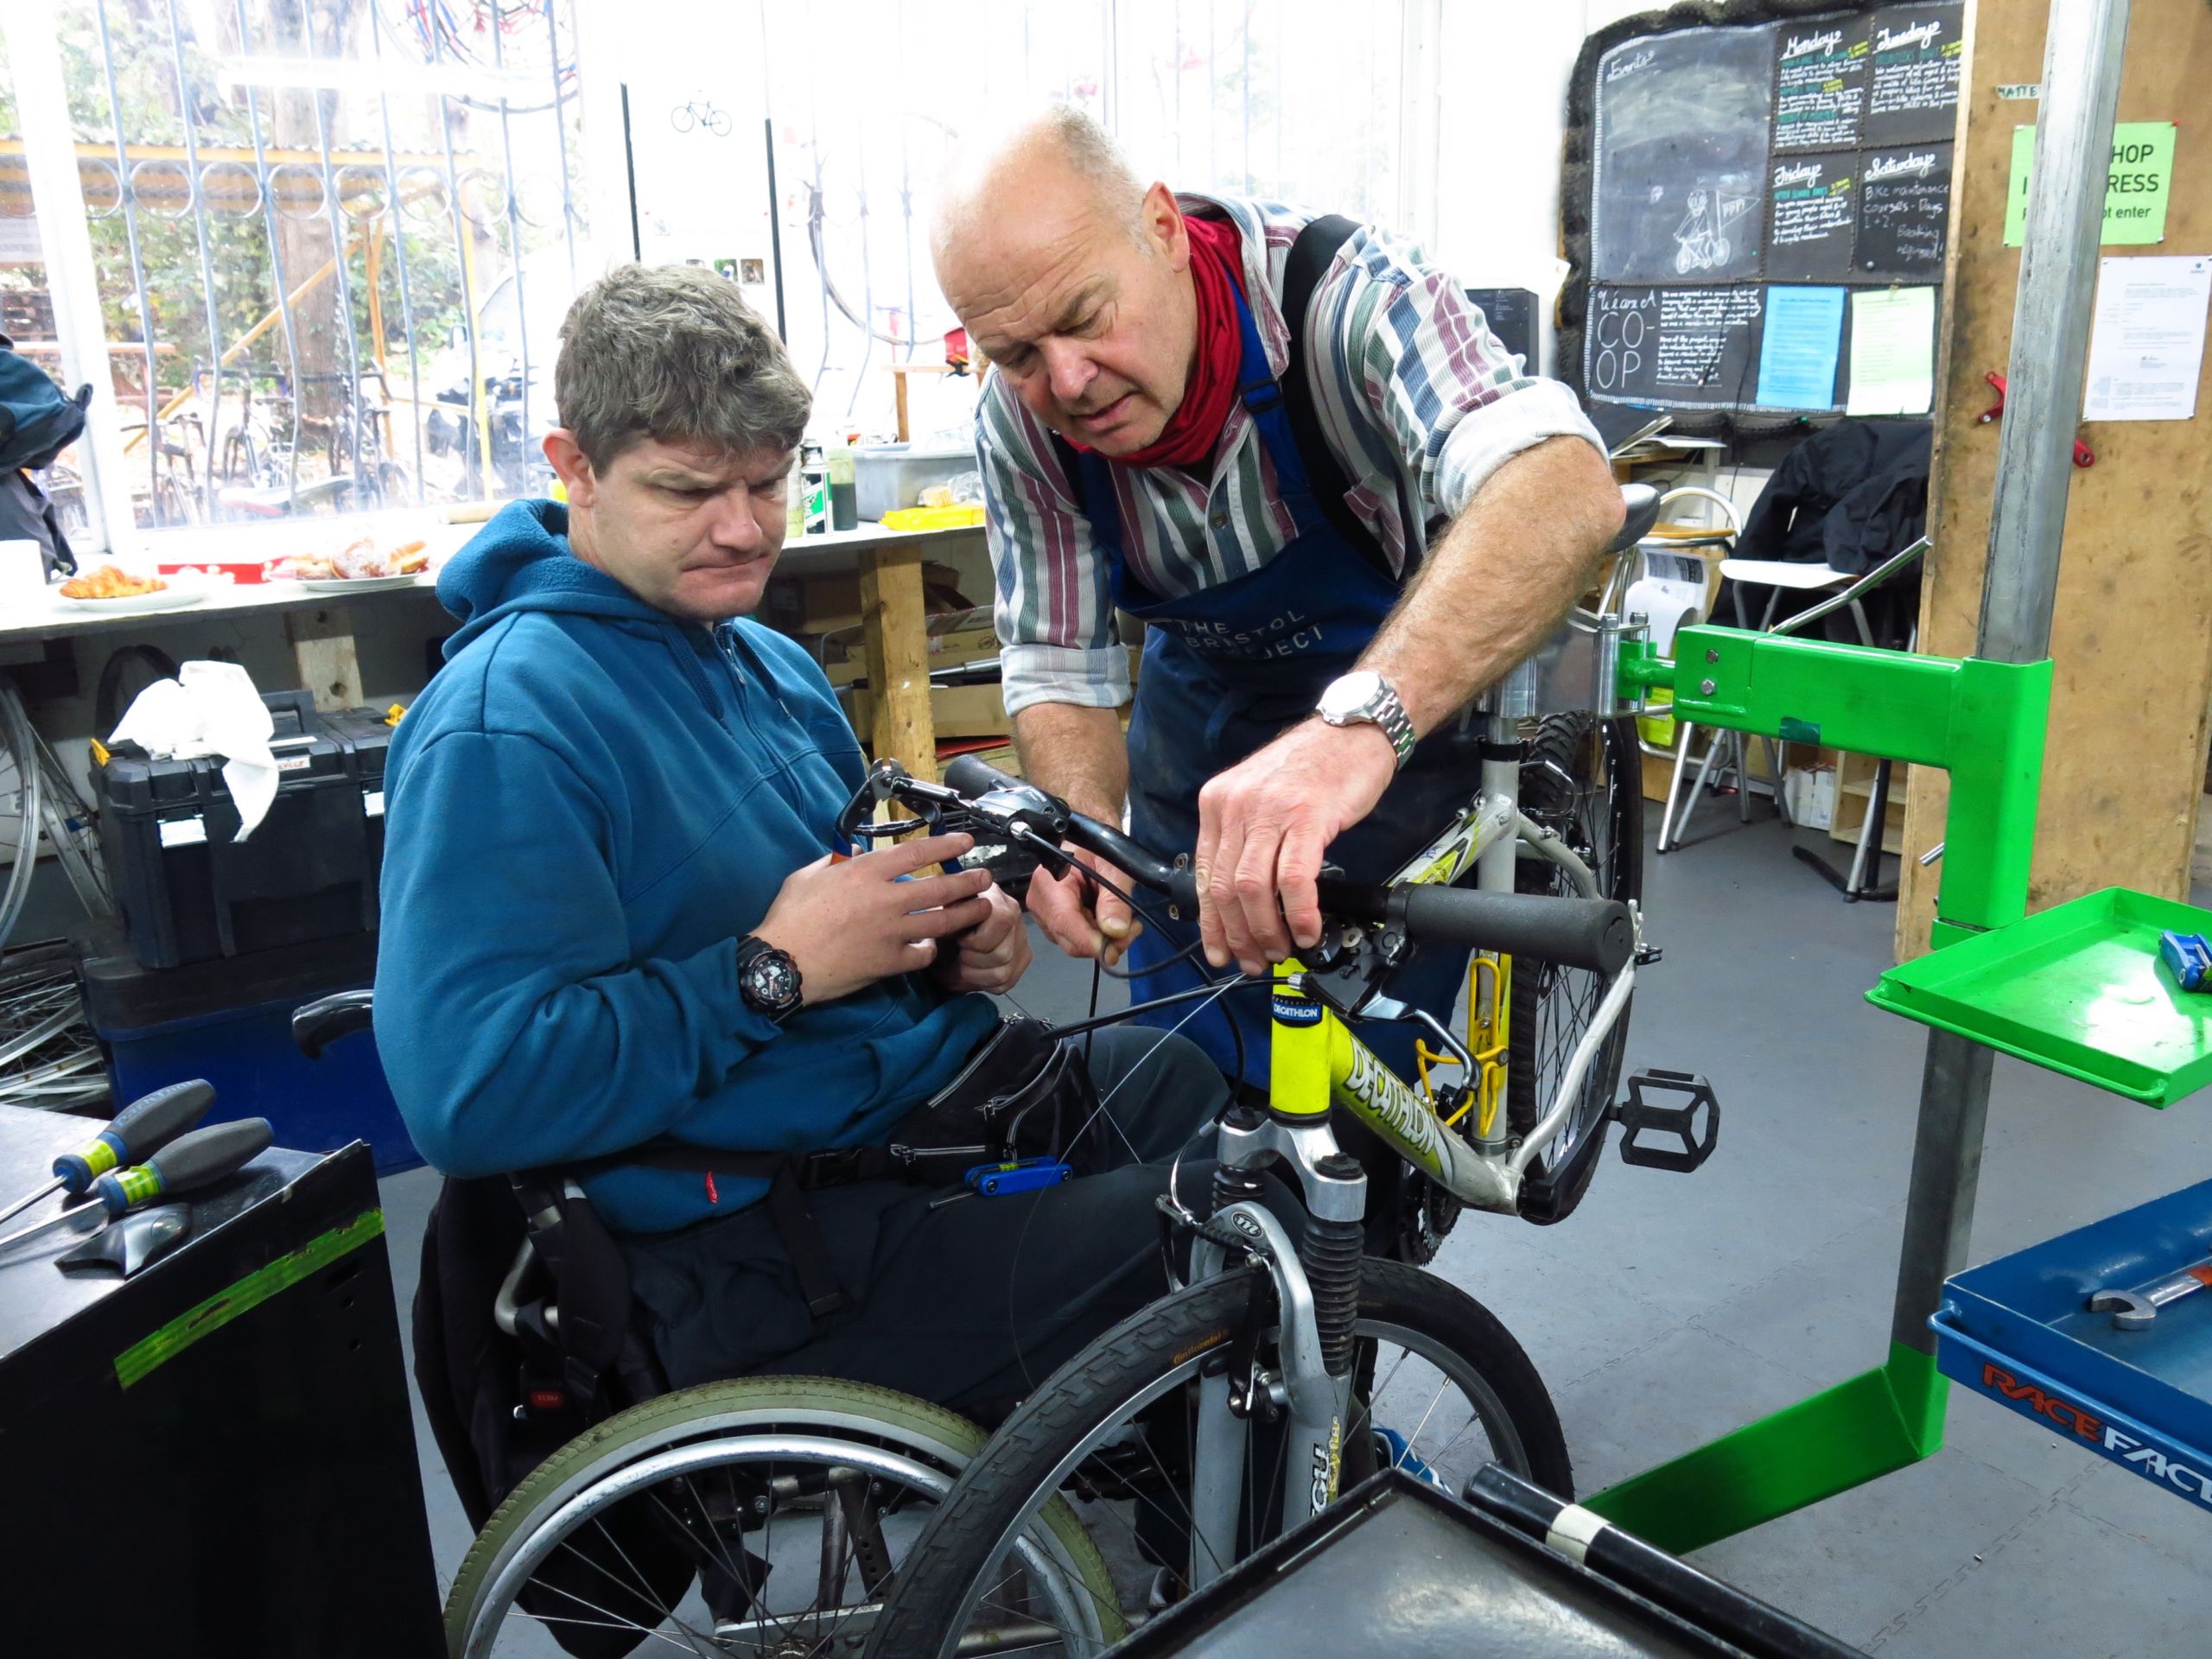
<box><xmin>932</xmin><ymin>110</ymin><xmax>1624</xmax><ymax>1092</ymax></box>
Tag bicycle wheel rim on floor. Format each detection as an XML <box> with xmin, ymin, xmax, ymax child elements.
<box><xmin>447</xmin><ymin>1376</ymin><xmax>1119</xmax><ymax>1659</ymax></box>
<box><xmin>867</xmin><ymin>1260</ymin><xmax>1567</xmax><ymax>1659</ymax></box>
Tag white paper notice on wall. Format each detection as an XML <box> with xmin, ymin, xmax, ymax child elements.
<box><xmin>2082</xmin><ymin>254</ymin><xmax>2212</xmax><ymax>423</ymax></box>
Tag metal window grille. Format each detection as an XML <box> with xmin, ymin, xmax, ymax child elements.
<box><xmin>764</xmin><ymin>0</ymin><xmax>1408</xmax><ymax>439</ymax></box>
<box><xmin>2</xmin><ymin>0</ymin><xmax>587</xmax><ymax>548</ymax></box>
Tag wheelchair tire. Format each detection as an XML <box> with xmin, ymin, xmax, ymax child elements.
<box><xmin>861</xmin><ymin>1258</ymin><xmax>1570</xmax><ymax>1659</ymax></box>
<box><xmin>445</xmin><ymin>1374</ymin><xmax>1122</xmax><ymax>1658</ymax></box>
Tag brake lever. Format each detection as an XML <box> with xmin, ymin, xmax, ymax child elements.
<box><xmin>835</xmin><ymin>760</ymin><xmax>968</xmax><ymax>848</ymax></box>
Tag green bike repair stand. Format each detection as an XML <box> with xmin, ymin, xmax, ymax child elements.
<box><xmin>1577</xmin><ymin>0</ymin><xmax>2212</xmax><ymax>1554</ymax></box>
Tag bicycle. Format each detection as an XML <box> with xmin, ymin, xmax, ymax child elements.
<box><xmin>840</xmin><ymin>530</ymin><xmax>1722</xmax><ymax>1650</ymax></box>
<box><xmin>320</xmin><ymin>367</ymin><xmax>416</xmax><ymax>509</ymax></box>
<box><xmin>118</xmin><ymin>407</ymin><xmax>208</xmax><ymax>528</ymax></box>
<box><xmin>672</xmin><ymin>92</ymin><xmax>734</xmax><ymax>137</ymax></box>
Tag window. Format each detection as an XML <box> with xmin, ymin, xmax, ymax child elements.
<box><xmin>2</xmin><ymin>0</ymin><xmax>589</xmax><ymax>553</ymax></box>
<box><xmin>757</xmin><ymin>0</ymin><xmax>1416</xmax><ymax>441</ymax></box>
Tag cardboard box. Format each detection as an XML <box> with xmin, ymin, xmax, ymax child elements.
<box><xmin>768</xmin><ymin>562</ymin><xmax>969</xmax><ymax>634</ymax></box>
<box><xmin>819</xmin><ymin>609</ymin><xmax>999</xmax><ymax>687</ymax></box>
<box><xmin>1783</xmin><ymin>766</ymin><xmax>1838</xmax><ymax>830</ymax></box>
<box><xmin>842</xmin><ymin>682</ymin><xmax>1009</xmax><ymax>741</ymax></box>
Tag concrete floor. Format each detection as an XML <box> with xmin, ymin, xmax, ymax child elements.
<box><xmin>378</xmin><ymin>810</ymin><xmax>2212</xmax><ymax>1654</ymax></box>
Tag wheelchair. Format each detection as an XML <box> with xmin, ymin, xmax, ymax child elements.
<box><xmin>292</xmin><ymin>992</ymin><xmax>1118</xmax><ymax>1659</ymax></box>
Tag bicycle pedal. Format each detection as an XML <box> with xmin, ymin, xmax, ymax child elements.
<box><xmin>1635</xmin><ymin>942</ymin><xmax>1664</xmax><ymax>966</ymax></box>
<box><xmin>1613</xmin><ymin>1069</ymin><xmax>1719</xmax><ymax>1173</ymax></box>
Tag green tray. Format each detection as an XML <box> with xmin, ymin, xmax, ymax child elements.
<box><xmin>1867</xmin><ymin>887</ymin><xmax>2212</xmax><ymax>1107</ymax></box>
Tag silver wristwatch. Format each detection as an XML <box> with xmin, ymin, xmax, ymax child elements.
<box><xmin>1315</xmin><ymin>670</ymin><xmax>1416</xmax><ymax>771</ymax></box>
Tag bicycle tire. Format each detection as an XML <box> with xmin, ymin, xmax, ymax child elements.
<box><xmin>862</xmin><ymin>1259</ymin><xmax>1569</xmax><ymax>1658</ymax></box>
<box><xmin>445</xmin><ymin>1374</ymin><xmax>1122</xmax><ymax>1658</ymax></box>
<box><xmin>1506</xmin><ymin>712</ymin><xmax>1643</xmax><ymax>1225</ymax></box>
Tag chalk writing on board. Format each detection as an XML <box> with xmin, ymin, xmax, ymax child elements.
<box><xmin>1865</xmin><ymin>3</ymin><xmax>1964</xmax><ymax>146</ymax></box>
<box><xmin>1585</xmin><ymin>284</ymin><xmax>1767</xmax><ymax>408</ymax></box>
<box><xmin>1772</xmin><ymin>18</ymin><xmax>1870</xmax><ymax>153</ymax></box>
<box><xmin>1591</xmin><ymin>24</ymin><xmax>1773</xmax><ymax>285</ymax></box>
<box><xmin>1657</xmin><ymin>288</ymin><xmax>1765</xmax><ymax>389</ymax></box>
<box><xmin>1768</xmin><ymin>156</ymin><xmax>1858</xmax><ymax>283</ymax></box>
<box><xmin>1859</xmin><ymin>143</ymin><xmax>1952</xmax><ymax>276</ymax></box>
<box><xmin>1588</xmin><ymin>289</ymin><xmax>1657</xmax><ymax>395</ymax></box>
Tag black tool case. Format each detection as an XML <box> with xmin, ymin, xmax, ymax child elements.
<box><xmin>92</xmin><ymin>690</ymin><xmax>394</xmax><ymax>969</ymax></box>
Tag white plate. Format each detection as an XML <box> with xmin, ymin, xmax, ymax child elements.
<box><xmin>296</xmin><ymin>573</ymin><xmax>427</xmax><ymax>594</ymax></box>
<box><xmin>54</xmin><ymin>587</ymin><xmax>208</xmax><ymax>614</ymax></box>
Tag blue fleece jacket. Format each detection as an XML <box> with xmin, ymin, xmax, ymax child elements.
<box><xmin>374</xmin><ymin>500</ymin><xmax>998</xmax><ymax>1232</ymax></box>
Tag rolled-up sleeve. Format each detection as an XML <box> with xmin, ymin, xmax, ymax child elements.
<box><xmin>1309</xmin><ymin>230</ymin><xmax>1606</xmax><ymax>536</ymax></box>
<box><xmin>976</xmin><ymin>380</ymin><xmax>1130</xmax><ymax>714</ymax></box>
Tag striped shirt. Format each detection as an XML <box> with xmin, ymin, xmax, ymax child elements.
<box><xmin>977</xmin><ymin>193</ymin><xmax>1605</xmax><ymax>715</ymax></box>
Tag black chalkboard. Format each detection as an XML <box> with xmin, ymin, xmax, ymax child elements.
<box><xmin>1767</xmin><ymin>153</ymin><xmax>1859</xmax><ymax>283</ymax></box>
<box><xmin>1772</xmin><ymin>14</ymin><xmax>1871</xmax><ymax>153</ymax></box>
<box><xmin>1864</xmin><ymin>4</ymin><xmax>1965</xmax><ymax>147</ymax></box>
<box><xmin>1565</xmin><ymin>1</ymin><xmax>1961</xmax><ymax>429</ymax></box>
<box><xmin>1858</xmin><ymin>142</ymin><xmax>1952</xmax><ymax>277</ymax></box>
<box><xmin>1586</xmin><ymin>285</ymin><xmax>1765</xmax><ymax>407</ymax></box>
<box><xmin>1591</xmin><ymin>27</ymin><xmax>1772</xmax><ymax>284</ymax></box>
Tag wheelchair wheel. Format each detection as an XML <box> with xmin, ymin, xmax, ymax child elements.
<box><xmin>446</xmin><ymin>1375</ymin><xmax>1123</xmax><ymax>1658</ymax></box>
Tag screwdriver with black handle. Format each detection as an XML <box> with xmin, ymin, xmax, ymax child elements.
<box><xmin>0</xmin><ymin>1078</ymin><xmax>216</xmax><ymax>1230</ymax></box>
<box><xmin>0</xmin><ymin>1116</ymin><xmax>272</xmax><ymax>1255</ymax></box>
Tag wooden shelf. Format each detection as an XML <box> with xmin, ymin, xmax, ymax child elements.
<box><xmin>1833</xmin><ymin>752</ymin><xmax>1906</xmax><ymax>855</ymax></box>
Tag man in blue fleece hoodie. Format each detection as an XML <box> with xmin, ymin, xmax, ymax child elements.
<box><xmin>376</xmin><ymin>264</ymin><xmax>1226</xmax><ymax>1407</ymax></box>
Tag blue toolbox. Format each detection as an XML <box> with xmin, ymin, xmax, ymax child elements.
<box><xmin>69</xmin><ymin>917</ymin><xmax>417</xmax><ymax>1175</ymax></box>
<box><xmin>1932</xmin><ymin>1176</ymin><xmax>2212</xmax><ymax>1518</ymax></box>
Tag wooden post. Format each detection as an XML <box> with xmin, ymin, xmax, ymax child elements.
<box><xmin>285</xmin><ymin>607</ymin><xmax>364</xmax><ymax>712</ymax></box>
<box><xmin>858</xmin><ymin>543</ymin><xmax>937</xmax><ymax>780</ymax></box>
<box><xmin>365</xmin><ymin>214</ymin><xmax>389</xmax><ymax>389</ymax></box>
<box><xmin>1897</xmin><ymin>0</ymin><xmax>2212</xmax><ymax>958</ymax></box>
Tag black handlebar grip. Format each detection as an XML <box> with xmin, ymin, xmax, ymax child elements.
<box><xmin>943</xmin><ymin>754</ymin><xmax>1027</xmax><ymax>798</ymax></box>
<box><xmin>1397</xmin><ymin>887</ymin><xmax>1632</xmax><ymax>975</ymax></box>
<box><xmin>292</xmin><ymin>989</ymin><xmax>375</xmax><ymax>1059</ymax></box>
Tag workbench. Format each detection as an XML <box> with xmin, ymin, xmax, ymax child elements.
<box><xmin>8</xmin><ymin>517</ymin><xmax>982</xmax><ymax>779</ymax></box>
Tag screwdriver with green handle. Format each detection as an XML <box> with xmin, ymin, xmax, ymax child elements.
<box><xmin>0</xmin><ymin>1116</ymin><xmax>272</xmax><ymax>1255</ymax></box>
<box><xmin>0</xmin><ymin>1078</ymin><xmax>217</xmax><ymax>1230</ymax></box>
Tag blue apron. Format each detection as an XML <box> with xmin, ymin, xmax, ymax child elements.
<box><xmin>1073</xmin><ymin>282</ymin><xmax>1481</xmax><ymax>1086</ymax></box>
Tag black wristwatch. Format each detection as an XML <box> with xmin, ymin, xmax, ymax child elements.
<box><xmin>734</xmin><ymin>935</ymin><xmax>804</xmax><ymax>1023</ymax></box>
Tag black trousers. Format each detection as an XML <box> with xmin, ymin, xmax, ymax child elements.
<box><xmin>621</xmin><ymin>1026</ymin><xmax>1231</xmax><ymax>1418</ymax></box>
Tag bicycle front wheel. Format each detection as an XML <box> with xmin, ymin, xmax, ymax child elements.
<box><xmin>861</xmin><ymin>1258</ymin><xmax>1569</xmax><ymax>1659</ymax></box>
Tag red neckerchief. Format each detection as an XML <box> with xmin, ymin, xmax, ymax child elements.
<box><xmin>1065</xmin><ymin>210</ymin><xmax>1246</xmax><ymax>471</ymax></box>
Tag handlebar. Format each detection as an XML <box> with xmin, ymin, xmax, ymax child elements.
<box><xmin>941</xmin><ymin>754</ymin><xmax>1200</xmax><ymax>913</ymax></box>
<box><xmin>938</xmin><ymin>756</ymin><xmax>1631</xmax><ymax>976</ymax></box>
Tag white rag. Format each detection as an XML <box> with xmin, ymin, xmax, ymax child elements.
<box><xmin>109</xmin><ymin>661</ymin><xmax>281</xmax><ymax>840</ymax></box>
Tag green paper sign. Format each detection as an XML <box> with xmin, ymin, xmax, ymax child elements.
<box><xmin>2005</xmin><ymin>121</ymin><xmax>2177</xmax><ymax>246</ymax></box>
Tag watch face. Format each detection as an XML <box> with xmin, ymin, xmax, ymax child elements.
<box><xmin>1319</xmin><ymin>670</ymin><xmax>1383</xmax><ymax>721</ymax></box>
<box><xmin>744</xmin><ymin>950</ymin><xmax>801</xmax><ymax>1010</ymax></box>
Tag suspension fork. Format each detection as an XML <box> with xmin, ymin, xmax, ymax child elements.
<box><xmin>1185</xmin><ymin>1096</ymin><xmax>1370</xmax><ymax>1586</ymax></box>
